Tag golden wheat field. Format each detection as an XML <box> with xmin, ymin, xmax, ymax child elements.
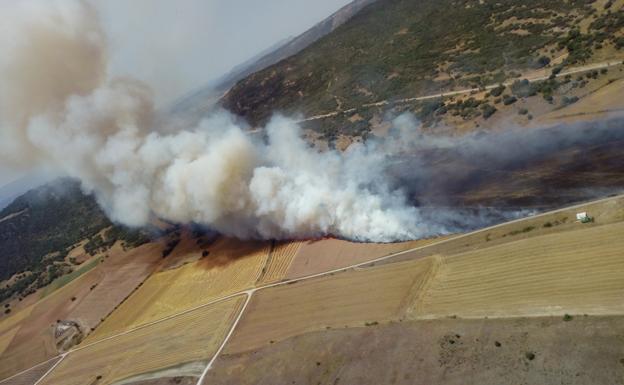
<box><xmin>84</xmin><ymin>239</ymin><xmax>270</xmax><ymax>343</ymax></box>
<box><xmin>38</xmin><ymin>296</ymin><xmax>245</xmax><ymax>385</ymax></box>
<box><xmin>256</xmin><ymin>241</ymin><xmax>303</xmax><ymax>285</ymax></box>
<box><xmin>225</xmin><ymin>257</ymin><xmax>434</xmax><ymax>354</ymax></box>
<box><xmin>410</xmin><ymin>221</ymin><xmax>624</xmax><ymax>319</ymax></box>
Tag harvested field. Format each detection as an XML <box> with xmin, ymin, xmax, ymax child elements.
<box><xmin>539</xmin><ymin>76</ymin><xmax>624</xmax><ymax>124</ymax></box>
<box><xmin>256</xmin><ymin>241</ymin><xmax>303</xmax><ymax>285</ymax></box>
<box><xmin>412</xmin><ymin>221</ymin><xmax>624</xmax><ymax>319</ymax></box>
<box><xmin>39</xmin><ymin>296</ymin><xmax>245</xmax><ymax>385</ymax></box>
<box><xmin>0</xmin><ymin>305</ymin><xmax>34</xmax><ymax>337</ymax></box>
<box><xmin>0</xmin><ymin>356</ymin><xmax>62</xmax><ymax>385</ymax></box>
<box><xmin>379</xmin><ymin>195</ymin><xmax>624</xmax><ymax>266</ymax></box>
<box><xmin>286</xmin><ymin>237</ymin><xmax>439</xmax><ymax>279</ymax></box>
<box><xmin>85</xmin><ymin>238</ymin><xmax>269</xmax><ymax>342</ymax></box>
<box><xmin>0</xmin><ymin>242</ymin><xmax>163</xmax><ymax>381</ymax></box>
<box><xmin>0</xmin><ymin>328</ymin><xmax>19</xmax><ymax>358</ymax></box>
<box><xmin>207</xmin><ymin>316</ymin><xmax>624</xmax><ymax>385</ymax></box>
<box><xmin>67</xmin><ymin>242</ymin><xmax>163</xmax><ymax>333</ymax></box>
<box><xmin>117</xmin><ymin>377</ymin><xmax>197</xmax><ymax>385</ymax></box>
<box><xmin>225</xmin><ymin>258</ymin><xmax>434</xmax><ymax>354</ymax></box>
<box><xmin>110</xmin><ymin>361</ymin><xmax>206</xmax><ymax>385</ymax></box>
<box><xmin>0</xmin><ymin>267</ymin><xmax>101</xmax><ymax>380</ymax></box>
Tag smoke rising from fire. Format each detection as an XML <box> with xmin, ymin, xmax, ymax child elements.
<box><xmin>4</xmin><ymin>0</ymin><xmax>620</xmax><ymax>242</ymax></box>
<box><xmin>0</xmin><ymin>0</ymin><xmax>436</xmax><ymax>242</ymax></box>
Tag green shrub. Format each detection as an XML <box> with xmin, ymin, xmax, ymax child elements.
<box><xmin>481</xmin><ymin>103</ymin><xmax>497</xmax><ymax>119</ymax></box>
<box><xmin>503</xmin><ymin>95</ymin><xmax>518</xmax><ymax>105</ymax></box>
<box><xmin>490</xmin><ymin>85</ymin><xmax>505</xmax><ymax>97</ymax></box>
<box><xmin>561</xmin><ymin>96</ymin><xmax>579</xmax><ymax>106</ymax></box>
<box><xmin>536</xmin><ymin>55</ymin><xmax>551</xmax><ymax>68</ymax></box>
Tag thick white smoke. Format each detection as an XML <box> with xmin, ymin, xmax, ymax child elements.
<box><xmin>0</xmin><ymin>0</ymin><xmax>435</xmax><ymax>242</ymax></box>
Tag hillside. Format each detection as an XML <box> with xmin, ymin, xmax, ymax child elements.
<box><xmin>222</xmin><ymin>0</ymin><xmax>624</xmax><ymax>136</ymax></box>
<box><xmin>170</xmin><ymin>0</ymin><xmax>377</xmax><ymax>120</ymax></box>
<box><xmin>0</xmin><ymin>181</ymin><xmax>109</xmax><ymax>282</ymax></box>
<box><xmin>0</xmin><ymin>180</ymin><xmax>150</xmax><ymax>304</ymax></box>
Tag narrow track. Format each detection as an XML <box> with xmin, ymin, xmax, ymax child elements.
<box><xmin>298</xmin><ymin>60</ymin><xmax>623</xmax><ymax>123</ymax></box>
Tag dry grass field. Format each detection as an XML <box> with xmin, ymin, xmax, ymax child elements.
<box><xmin>208</xmin><ymin>315</ymin><xmax>624</xmax><ymax>385</ymax></box>
<box><xmin>0</xmin><ymin>306</ymin><xmax>36</xmax><ymax>367</ymax></box>
<box><xmin>0</xmin><ymin>242</ymin><xmax>164</xmax><ymax>381</ymax></box>
<box><xmin>256</xmin><ymin>241</ymin><xmax>303</xmax><ymax>285</ymax></box>
<box><xmin>39</xmin><ymin>296</ymin><xmax>245</xmax><ymax>385</ymax></box>
<box><xmin>225</xmin><ymin>257</ymin><xmax>434</xmax><ymax>354</ymax></box>
<box><xmin>539</xmin><ymin>75</ymin><xmax>624</xmax><ymax>124</ymax></box>
<box><xmin>0</xmin><ymin>267</ymin><xmax>102</xmax><ymax>380</ymax></box>
<box><xmin>0</xmin><ymin>305</ymin><xmax>34</xmax><ymax>339</ymax></box>
<box><xmin>85</xmin><ymin>238</ymin><xmax>270</xmax><ymax>343</ymax></box>
<box><xmin>0</xmin><ymin>357</ymin><xmax>62</xmax><ymax>385</ymax></box>
<box><xmin>285</xmin><ymin>237</ymin><xmax>439</xmax><ymax>279</ymax></box>
<box><xmin>67</xmin><ymin>242</ymin><xmax>163</xmax><ymax>333</ymax></box>
<box><xmin>381</xmin><ymin>195</ymin><xmax>624</xmax><ymax>266</ymax></box>
<box><xmin>0</xmin><ymin>327</ymin><xmax>20</xmax><ymax>358</ymax></box>
<box><xmin>411</xmin><ymin>221</ymin><xmax>624</xmax><ymax>319</ymax></box>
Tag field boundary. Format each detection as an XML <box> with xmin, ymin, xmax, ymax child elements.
<box><xmin>0</xmin><ymin>355</ymin><xmax>64</xmax><ymax>385</ymax></box>
<box><xmin>196</xmin><ymin>292</ymin><xmax>252</xmax><ymax>385</ymax></box>
<box><xmin>4</xmin><ymin>193</ymin><xmax>622</xmax><ymax>385</ymax></box>
<box><xmin>32</xmin><ymin>355</ymin><xmax>66</xmax><ymax>385</ymax></box>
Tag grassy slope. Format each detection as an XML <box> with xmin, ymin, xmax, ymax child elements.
<box><xmin>222</xmin><ymin>0</ymin><xmax>624</xmax><ymax>132</ymax></box>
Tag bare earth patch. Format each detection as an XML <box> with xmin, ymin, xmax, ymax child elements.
<box><xmin>207</xmin><ymin>316</ymin><xmax>624</xmax><ymax>385</ymax></box>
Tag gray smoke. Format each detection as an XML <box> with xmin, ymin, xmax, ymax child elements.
<box><xmin>2</xmin><ymin>0</ymin><xmax>622</xmax><ymax>242</ymax></box>
<box><xmin>0</xmin><ymin>0</ymin><xmax>438</xmax><ymax>242</ymax></box>
<box><xmin>386</xmin><ymin>113</ymin><xmax>624</xmax><ymax>210</ymax></box>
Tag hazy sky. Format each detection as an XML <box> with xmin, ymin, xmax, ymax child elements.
<box><xmin>94</xmin><ymin>0</ymin><xmax>352</xmax><ymax>105</ymax></box>
<box><xmin>0</xmin><ymin>0</ymin><xmax>351</xmax><ymax>189</ymax></box>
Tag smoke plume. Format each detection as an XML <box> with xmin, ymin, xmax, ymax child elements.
<box><xmin>0</xmin><ymin>0</ymin><xmax>434</xmax><ymax>242</ymax></box>
<box><xmin>3</xmin><ymin>0</ymin><xmax>622</xmax><ymax>242</ymax></box>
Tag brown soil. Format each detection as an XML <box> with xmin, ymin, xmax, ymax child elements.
<box><xmin>207</xmin><ymin>316</ymin><xmax>624</xmax><ymax>385</ymax></box>
<box><xmin>286</xmin><ymin>238</ymin><xmax>437</xmax><ymax>279</ymax></box>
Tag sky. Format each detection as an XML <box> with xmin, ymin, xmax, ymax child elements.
<box><xmin>0</xmin><ymin>0</ymin><xmax>351</xmax><ymax>189</ymax></box>
<box><xmin>94</xmin><ymin>0</ymin><xmax>352</xmax><ymax>106</ymax></box>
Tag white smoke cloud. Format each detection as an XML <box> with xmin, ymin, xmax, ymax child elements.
<box><xmin>0</xmin><ymin>0</ymin><xmax>434</xmax><ymax>242</ymax></box>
